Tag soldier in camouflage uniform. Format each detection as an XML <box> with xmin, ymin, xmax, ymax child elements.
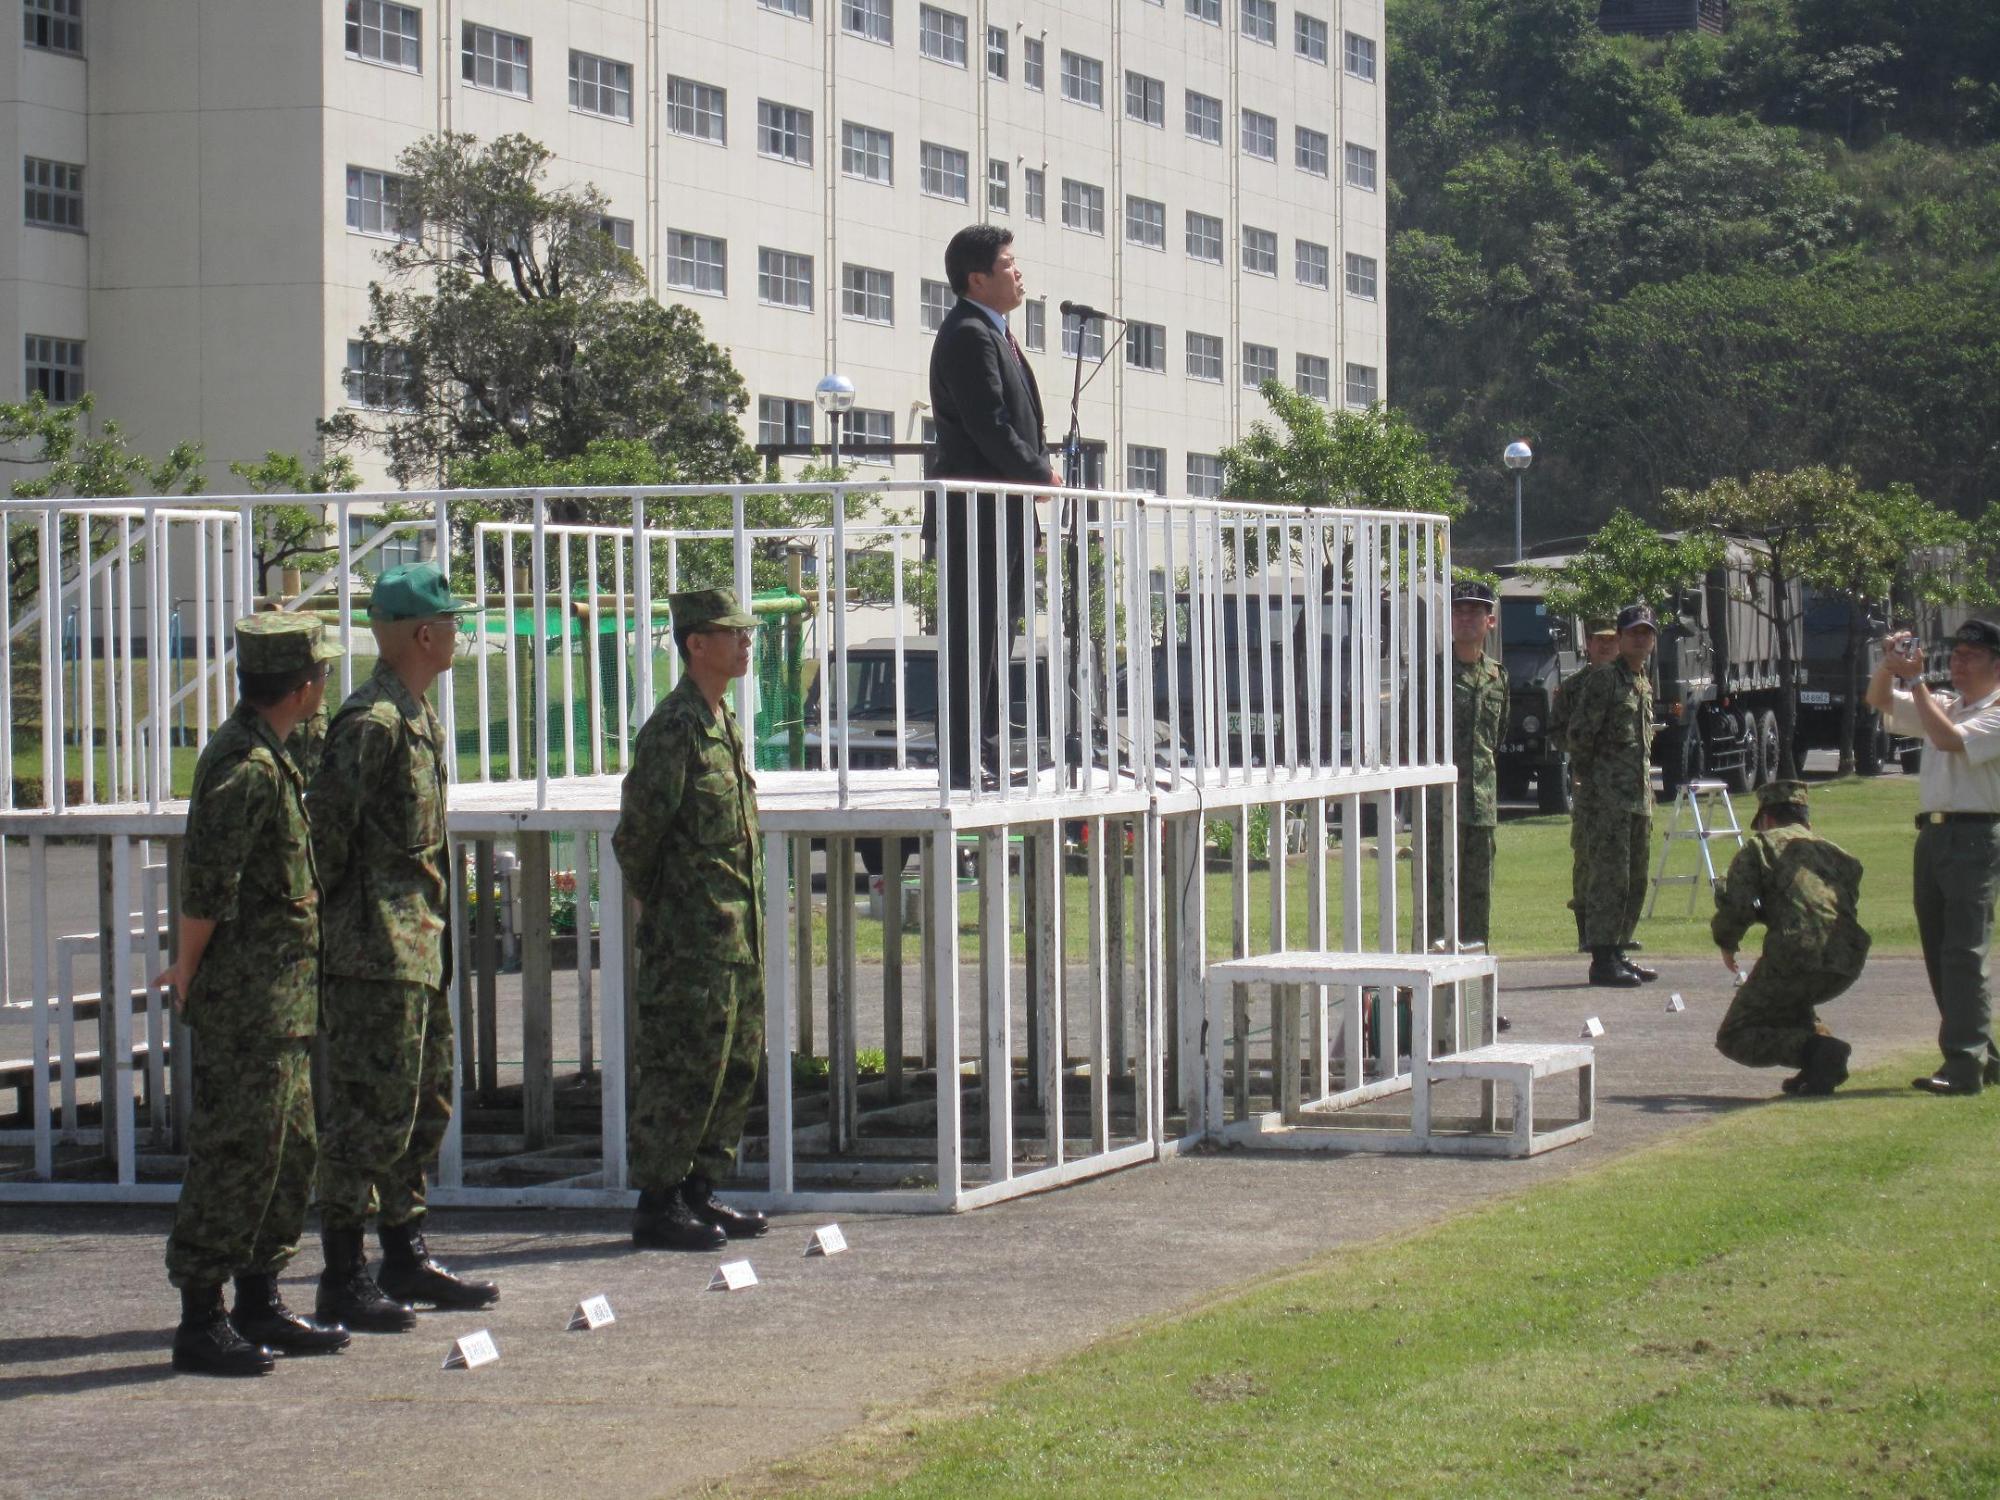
<box><xmin>156</xmin><ymin>614</ymin><xmax>350</xmax><ymax>1376</ymax></box>
<box><xmin>311</xmin><ymin>564</ymin><xmax>497</xmax><ymax>1329</ymax></box>
<box><xmin>1425</xmin><ymin>581</ymin><xmax>1509</xmax><ymax>949</ymax></box>
<box><xmin>1567</xmin><ymin>603</ymin><xmax>1660</xmax><ymax>988</ymax></box>
<box><xmin>613</xmin><ymin>589</ymin><xmax>771</xmax><ymax>1252</ymax></box>
<box><xmin>286</xmin><ymin>698</ymin><xmax>330</xmax><ymax>783</ymax></box>
<box><xmin>1554</xmin><ymin>620</ymin><xmax>1619</xmax><ymax>952</ymax></box>
<box><xmin>1712</xmin><ymin>779</ymin><xmax>1870</xmax><ymax>1096</ymax></box>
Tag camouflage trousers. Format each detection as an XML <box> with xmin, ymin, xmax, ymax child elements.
<box><xmin>1568</xmin><ymin>804</ymin><xmax>1588</xmax><ymax>923</ymax></box>
<box><xmin>317</xmin><ymin>979</ymin><xmax>453</xmax><ymax>1232</ymax></box>
<box><xmin>1424</xmin><ymin>800</ymin><xmax>1496</xmax><ymax>947</ymax></box>
<box><xmin>1715</xmin><ymin>963</ymin><xmax>1856</xmax><ymax>1070</ymax></box>
<box><xmin>165</xmin><ymin>1035</ymin><xmax>315</xmax><ymax>1288</ymax></box>
<box><xmin>1581</xmin><ymin>809</ymin><xmax>1652</xmax><ymax>948</ymax></box>
<box><xmin>631</xmin><ymin>957</ymin><xmax>764</xmax><ymax>1191</ymax></box>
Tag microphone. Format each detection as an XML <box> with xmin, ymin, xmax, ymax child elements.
<box><xmin>1059</xmin><ymin>300</ymin><xmax>1107</xmax><ymax>320</ymax></box>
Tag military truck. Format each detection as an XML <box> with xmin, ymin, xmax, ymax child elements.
<box><xmin>1795</xmin><ymin>585</ymin><xmax>1964</xmax><ymax>776</ymax></box>
<box><xmin>1493</xmin><ymin>565</ymin><xmax>1583</xmax><ymax>812</ymax></box>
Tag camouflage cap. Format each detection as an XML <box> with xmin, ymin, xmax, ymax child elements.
<box><xmin>1755</xmin><ymin>778</ymin><xmax>1809</xmax><ymax>811</ymax></box>
<box><xmin>370</xmin><ymin>562</ymin><xmax>474</xmax><ymax>622</ymax></box>
<box><xmin>1585</xmin><ymin>617</ymin><xmax>1618</xmax><ymax>637</ymax></box>
<box><xmin>669</xmin><ymin>588</ymin><xmax>758</xmax><ymax>634</ymax></box>
<box><xmin>1451</xmin><ymin>580</ymin><xmax>1496</xmax><ymax>608</ymax></box>
<box><xmin>236</xmin><ymin>613</ymin><xmax>344</xmax><ymax>676</ymax></box>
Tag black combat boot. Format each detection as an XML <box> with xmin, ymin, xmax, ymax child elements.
<box><xmin>1619</xmin><ymin>955</ymin><xmax>1658</xmax><ymax>983</ymax></box>
<box><xmin>173</xmin><ymin>1283</ymin><xmax>275</xmax><ymax>1377</ymax></box>
<box><xmin>1793</xmin><ymin>1036</ymin><xmax>1852</xmax><ymax>1097</ymax></box>
<box><xmin>316</xmin><ymin>1226</ymin><xmax>417</xmax><ymax>1332</ymax></box>
<box><xmin>231</xmin><ymin>1273</ymin><xmax>350</xmax><ymax>1356</ymax></box>
<box><xmin>632</xmin><ymin>1184</ymin><xmax>726</xmax><ymax>1252</ymax></box>
<box><xmin>683</xmin><ymin>1173</ymin><xmax>769</xmax><ymax>1240</ymax></box>
<box><xmin>377</xmin><ymin>1221</ymin><xmax>500</xmax><ymax>1310</ymax></box>
<box><xmin>1588</xmin><ymin>947</ymin><xmax>1641</xmax><ymax>988</ymax></box>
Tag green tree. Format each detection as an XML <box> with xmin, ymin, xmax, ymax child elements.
<box><xmin>1223</xmin><ymin>383</ymin><xmax>1464</xmax><ymax>517</ymax></box>
<box><xmin>227</xmin><ymin>450</ymin><xmax>360</xmax><ymax>599</ymax></box>
<box><xmin>1521</xmin><ymin>509</ymin><xmax>1724</xmax><ymax>624</ymax></box>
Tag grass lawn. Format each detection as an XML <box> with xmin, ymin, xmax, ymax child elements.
<box><xmin>775</xmin><ymin>1055</ymin><xmax>2000</xmax><ymax>1498</ymax></box>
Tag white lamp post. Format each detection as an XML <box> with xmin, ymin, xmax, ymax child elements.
<box><xmin>1504</xmin><ymin>439</ymin><xmax>1533</xmax><ymax>563</ymax></box>
<box><xmin>816</xmin><ymin>373</ymin><xmax>857</xmax><ymax>468</ymax></box>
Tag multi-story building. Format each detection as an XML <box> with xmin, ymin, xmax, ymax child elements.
<box><xmin>5</xmin><ymin>0</ymin><xmax>1386</xmax><ymax>504</ymax></box>
<box><xmin>1596</xmin><ymin>0</ymin><xmax>1728</xmax><ymax>39</ymax></box>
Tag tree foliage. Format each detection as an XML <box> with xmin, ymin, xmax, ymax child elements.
<box><xmin>1221</xmin><ymin>383</ymin><xmax>1464</xmax><ymax>518</ymax></box>
<box><xmin>1522</xmin><ymin>509</ymin><xmax>1725</xmax><ymax>624</ymax></box>
<box><xmin>228</xmin><ymin>450</ymin><xmax>360</xmax><ymax>597</ymax></box>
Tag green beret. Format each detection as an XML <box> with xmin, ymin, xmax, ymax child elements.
<box><xmin>370</xmin><ymin>563</ymin><xmax>473</xmax><ymax>622</ymax></box>
<box><xmin>1756</xmin><ymin>779</ymin><xmax>1809</xmax><ymax>811</ymax></box>
<box><xmin>669</xmin><ymin>588</ymin><xmax>757</xmax><ymax>634</ymax></box>
<box><xmin>235</xmin><ymin>613</ymin><xmax>343</xmax><ymax>676</ymax></box>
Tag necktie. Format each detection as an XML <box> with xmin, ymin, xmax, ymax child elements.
<box><xmin>1005</xmin><ymin>326</ymin><xmax>1028</xmax><ymax>372</ymax></box>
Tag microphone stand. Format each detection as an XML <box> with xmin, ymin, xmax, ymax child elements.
<box><xmin>1060</xmin><ymin>308</ymin><xmax>1124</xmax><ymax>783</ymax></box>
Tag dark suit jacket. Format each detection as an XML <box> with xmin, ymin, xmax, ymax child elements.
<box><xmin>923</xmin><ymin>297</ymin><xmax>1049</xmax><ymax>552</ymax></box>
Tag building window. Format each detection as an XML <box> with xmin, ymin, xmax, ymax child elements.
<box><xmin>1296</xmin><ymin>126</ymin><xmax>1329</xmax><ymax>176</ymax></box>
<box><xmin>599</xmin><ymin>215</ymin><xmax>635</xmax><ymax>254</ymax></box>
<box><xmin>667</xmin><ymin>77</ymin><xmax>727</xmax><ymax>143</ymax></box>
<box><xmin>987</xmin><ymin>158</ymin><xmax>1010</xmax><ymax>214</ymax></box>
<box><xmin>1296</xmin><ymin>353</ymin><xmax>1330</xmax><ymax>401</ymax></box>
<box><xmin>919</xmin><ymin>279</ymin><xmax>953</xmax><ymax>332</ymax></box>
<box><xmin>665</xmin><ymin>231</ymin><xmax>727</xmax><ymax>295</ymax></box>
<box><xmin>1345</xmin><ymin>30</ymin><xmax>1376</xmax><ymax>82</ymax></box>
<box><xmin>344</xmin><ymin>1</ymin><xmax>417</xmax><ymax>71</ymax></box>
<box><xmin>919</xmin><ymin>142</ymin><xmax>969</xmax><ymax>202</ymax></box>
<box><xmin>1022</xmin><ymin>36</ymin><xmax>1044</xmax><ymax>89</ymax></box>
<box><xmin>758</xmin><ymin>101</ymin><xmax>814</xmax><ymax>165</ymax></box>
<box><xmin>919</xmin><ymin>5</ymin><xmax>967</xmax><ymax>65</ymax></box>
<box><xmin>1024</xmin><ymin>167</ymin><xmax>1045</xmax><ymax>221</ymax></box>
<box><xmin>759</xmin><ymin>396</ymin><xmax>814</xmax><ymax>447</ymax></box>
<box><xmin>841</xmin><ymin>264</ymin><xmax>894</xmax><ymax>324</ymax></box>
<box><xmin>1060</xmin><ymin>51</ymin><xmax>1103</xmax><ymax>108</ymax></box>
<box><xmin>841</xmin><ymin>122</ymin><xmax>892</xmax><ymax>183</ymax></box>
<box><xmin>1345</xmin><ymin>141</ymin><xmax>1378</xmax><ymax>191</ymax></box>
<box><xmin>342</xmin><ymin>340</ymin><xmax>415</xmax><ymax>411</ymax></box>
<box><xmin>24</xmin><ymin>335</ymin><xmax>82</xmax><ymax>404</ymax></box>
<box><xmin>1125</xmin><ymin>71</ymin><xmax>1164</xmax><ymax>127</ymax></box>
<box><xmin>1125</xmin><ymin>195</ymin><xmax>1165</xmax><ymax>250</ymax></box>
<box><xmin>1060</xmin><ymin>179</ymin><xmax>1105</xmax><ymax>235</ymax></box>
<box><xmin>1344</xmin><ymin>253</ymin><xmax>1379</xmax><ymax>302</ymax></box>
<box><xmin>1186</xmin><ymin>211</ymin><xmax>1223</xmax><ymax>263</ymax></box>
<box><xmin>1187</xmin><ymin>452</ymin><xmax>1224</xmax><ymax>498</ymax></box>
<box><xmin>757</xmin><ymin>248</ymin><xmax>814</xmax><ymax>310</ymax></box>
<box><xmin>1296</xmin><ymin>12</ymin><xmax>1328</xmax><ymax>62</ymax></box>
<box><xmin>22</xmin><ymin>157</ymin><xmax>83</xmax><ymax>232</ymax></box>
<box><xmin>760</xmin><ymin>0</ymin><xmax>812</xmax><ymax>18</ymax></box>
<box><xmin>1241</xmin><ymin>226</ymin><xmax>1277</xmax><ymax>277</ymax></box>
<box><xmin>1022</xmin><ymin>297</ymin><xmax>1046</xmax><ymax>351</ymax></box>
<box><xmin>987</xmin><ymin>25</ymin><xmax>1007</xmax><ymax>78</ymax></box>
<box><xmin>1185</xmin><ymin>90</ymin><xmax>1222</xmax><ymax>144</ymax></box>
<box><xmin>1241</xmin><ymin>0</ymin><xmax>1276</xmax><ymax>44</ymax></box>
<box><xmin>1242</xmin><ymin>342</ymin><xmax>1278</xmax><ymax>388</ymax></box>
<box><xmin>841</xmin><ymin>407</ymin><xmax>894</xmax><ymax>462</ymax></box>
<box><xmin>1186</xmin><ymin>0</ymin><xmax>1221</xmax><ymax>24</ymax></box>
<box><xmin>462</xmin><ymin>23</ymin><xmax>531</xmax><ymax>97</ymax></box>
<box><xmin>842</xmin><ymin>0</ymin><xmax>892</xmax><ymax>44</ymax></box>
<box><xmin>1186</xmin><ymin>332</ymin><xmax>1223</xmax><ymax>382</ymax></box>
<box><xmin>1345</xmin><ymin>361</ymin><xmax>1379</xmax><ymax>407</ymax></box>
<box><xmin>1296</xmin><ymin>239</ymin><xmax>1329</xmax><ymax>288</ymax></box>
<box><xmin>569</xmin><ymin>51</ymin><xmax>633</xmax><ymax>121</ymax></box>
<box><xmin>1126</xmin><ymin>322</ymin><xmax>1167</xmax><ymax>372</ymax></box>
<box><xmin>1062</xmin><ymin>310</ymin><xmax>1106</xmax><ymax>361</ymax></box>
<box><xmin>1126</xmin><ymin>445</ymin><xmax>1165</xmax><ymax>495</ymax></box>
<box><xmin>1241</xmin><ymin>109</ymin><xmax>1277</xmax><ymax>161</ymax></box>
<box><xmin>345</xmin><ymin>167</ymin><xmax>418</xmax><ymax>242</ymax></box>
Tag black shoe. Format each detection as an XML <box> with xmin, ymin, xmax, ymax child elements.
<box><xmin>1792</xmin><ymin>1037</ymin><xmax>1852</xmax><ymax>1097</ymax></box>
<box><xmin>173</xmin><ymin>1284</ymin><xmax>275</xmax><ymax>1377</ymax></box>
<box><xmin>633</xmin><ymin>1184</ymin><xmax>728</xmax><ymax>1251</ymax></box>
<box><xmin>1780</xmin><ymin>1071</ymin><xmax>1806</xmax><ymax>1095</ymax></box>
<box><xmin>1496</xmin><ymin>1015</ymin><xmax>1513</xmax><ymax>1033</ymax></box>
<box><xmin>231</xmin><ymin>1273</ymin><xmax>349</xmax><ymax>1356</ymax></box>
<box><xmin>1589</xmin><ymin>949</ymin><xmax>1641</xmax><ymax>988</ymax></box>
<box><xmin>377</xmin><ymin>1221</ymin><xmax>499</xmax><ymax>1310</ymax></box>
<box><xmin>684</xmin><ymin>1174</ymin><xmax>769</xmax><ymax>1240</ymax></box>
<box><xmin>316</xmin><ymin>1227</ymin><xmax>417</xmax><ymax>1333</ymax></box>
<box><xmin>1985</xmin><ymin>1057</ymin><xmax>2000</xmax><ymax>1087</ymax></box>
<box><xmin>1912</xmin><ymin>1072</ymin><xmax>1982</xmax><ymax>1096</ymax></box>
<box><xmin>1621</xmin><ymin>958</ymin><xmax>1658</xmax><ymax>983</ymax></box>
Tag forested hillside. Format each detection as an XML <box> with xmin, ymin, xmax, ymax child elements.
<box><xmin>1387</xmin><ymin>0</ymin><xmax>2000</xmax><ymax>548</ymax></box>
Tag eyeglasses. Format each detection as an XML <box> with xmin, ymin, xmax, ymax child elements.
<box><xmin>699</xmin><ymin>626</ymin><xmax>755</xmax><ymax>641</ymax></box>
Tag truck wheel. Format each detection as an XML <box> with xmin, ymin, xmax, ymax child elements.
<box><xmin>1659</xmin><ymin>726</ymin><xmax>1702</xmax><ymax>797</ymax></box>
<box><xmin>1536</xmin><ymin>757</ymin><xmax>1572</xmax><ymax>814</ymax></box>
<box><xmin>1720</xmin><ymin>714</ymin><xmax>1755</xmax><ymax>794</ymax></box>
<box><xmin>1758</xmin><ymin>711</ymin><xmax>1781</xmax><ymax>784</ymax></box>
<box><xmin>859</xmin><ymin>837</ymin><xmax>914</xmax><ymax>879</ymax></box>
<box><xmin>1856</xmin><ymin>712</ymin><xmax>1885</xmax><ymax>776</ymax></box>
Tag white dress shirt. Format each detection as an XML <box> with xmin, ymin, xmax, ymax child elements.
<box><xmin>1888</xmin><ymin>683</ymin><xmax>2000</xmax><ymax>813</ymax></box>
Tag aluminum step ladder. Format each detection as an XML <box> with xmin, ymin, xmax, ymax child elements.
<box><xmin>1646</xmin><ymin>779</ymin><xmax>1745</xmax><ymax>916</ymax></box>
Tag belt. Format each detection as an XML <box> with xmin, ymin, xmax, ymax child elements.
<box><xmin>1916</xmin><ymin>812</ymin><xmax>2000</xmax><ymax>827</ymax></box>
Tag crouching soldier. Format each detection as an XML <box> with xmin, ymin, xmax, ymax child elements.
<box><xmin>156</xmin><ymin>615</ymin><xmax>351</xmax><ymax>1375</ymax></box>
<box><xmin>1711</xmin><ymin>779</ymin><xmax>1871</xmax><ymax>1096</ymax></box>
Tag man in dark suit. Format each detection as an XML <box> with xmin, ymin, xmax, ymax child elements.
<box><xmin>925</xmin><ymin>224</ymin><xmax>1060</xmax><ymax>788</ymax></box>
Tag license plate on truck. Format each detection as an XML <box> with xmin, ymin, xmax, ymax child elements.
<box><xmin>1799</xmin><ymin>691</ymin><xmax>1831</xmax><ymax>706</ymax></box>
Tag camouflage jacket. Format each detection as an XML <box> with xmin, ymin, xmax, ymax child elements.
<box><xmin>1566</xmin><ymin>657</ymin><xmax>1656</xmax><ymax>816</ymax></box>
<box><xmin>1546</xmin><ymin>661</ymin><xmax>1597</xmax><ymax>750</ymax></box>
<box><xmin>180</xmin><ymin>703</ymin><xmax>320</xmax><ymax>1042</ymax></box>
<box><xmin>310</xmin><ymin>660</ymin><xmax>452</xmax><ymax>987</ymax></box>
<box><xmin>1711</xmin><ymin>824</ymin><xmax>1871</xmax><ymax>978</ymax></box>
<box><xmin>286</xmin><ymin>701</ymin><xmax>330</xmax><ymax>784</ymax></box>
<box><xmin>613</xmin><ymin>674</ymin><xmax>763</xmax><ymax>966</ymax></box>
<box><xmin>1452</xmin><ymin>653</ymin><xmax>1509</xmax><ymax>828</ymax></box>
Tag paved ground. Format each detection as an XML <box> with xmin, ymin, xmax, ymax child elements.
<box><xmin>0</xmin><ymin>954</ymin><xmax>1948</xmax><ymax>1500</ymax></box>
